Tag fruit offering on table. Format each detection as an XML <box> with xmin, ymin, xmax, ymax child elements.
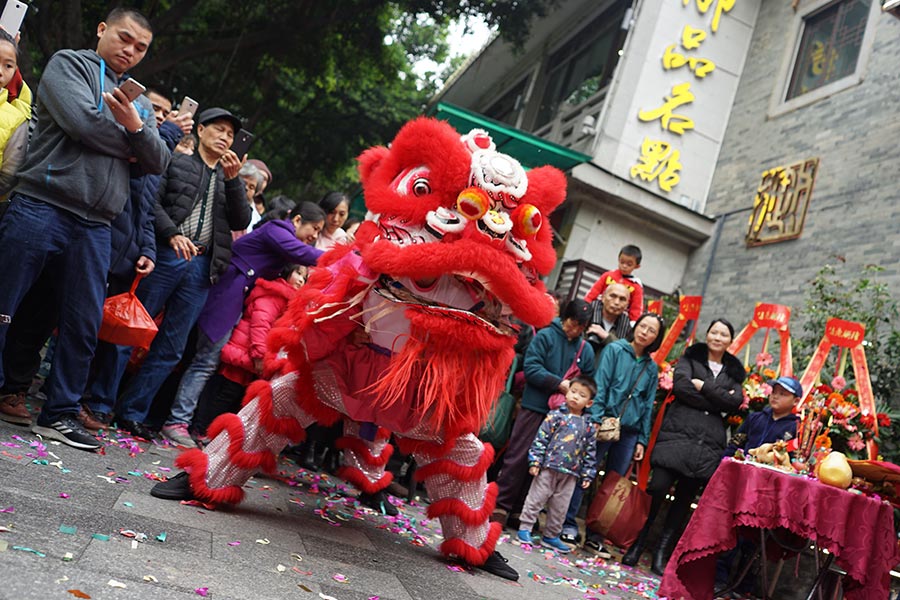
<box><xmin>816</xmin><ymin>451</ymin><xmax>853</xmax><ymax>489</ymax></box>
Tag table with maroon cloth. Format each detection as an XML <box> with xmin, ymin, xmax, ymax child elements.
<box><xmin>658</xmin><ymin>458</ymin><xmax>899</xmax><ymax>600</ymax></box>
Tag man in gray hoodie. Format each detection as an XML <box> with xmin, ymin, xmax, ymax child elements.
<box><xmin>0</xmin><ymin>8</ymin><xmax>168</xmax><ymax>450</ymax></box>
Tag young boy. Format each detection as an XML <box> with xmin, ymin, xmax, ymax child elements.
<box><xmin>584</xmin><ymin>245</ymin><xmax>644</xmax><ymax>323</ymax></box>
<box><xmin>724</xmin><ymin>375</ymin><xmax>802</xmax><ymax>457</ymax></box>
<box><xmin>517</xmin><ymin>375</ymin><xmax>598</xmax><ymax>553</ymax></box>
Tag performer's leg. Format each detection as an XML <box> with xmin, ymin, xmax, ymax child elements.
<box><xmin>411</xmin><ymin>433</ymin><xmax>501</xmax><ymax>567</ymax></box>
<box><xmin>335</xmin><ymin>420</ymin><xmax>394</xmax><ymax>494</ymax></box>
<box><xmin>157</xmin><ymin>371</ymin><xmax>316</xmax><ymax>503</ymax></box>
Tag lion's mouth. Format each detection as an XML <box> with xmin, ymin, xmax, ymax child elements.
<box><xmin>372</xmin><ymin>273</ymin><xmax>515</xmax><ymax>336</ymax></box>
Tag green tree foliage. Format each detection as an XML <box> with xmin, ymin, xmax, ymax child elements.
<box><xmin>793</xmin><ymin>263</ymin><xmax>900</xmax><ymax>404</ymax></box>
<box><xmin>20</xmin><ymin>0</ymin><xmax>555</xmax><ymax>199</ymax></box>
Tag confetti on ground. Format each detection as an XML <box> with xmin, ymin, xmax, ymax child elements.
<box><xmin>276</xmin><ymin>564</ymin><xmax>287</xmax><ymax>572</ymax></box>
<box><xmin>91</xmin><ymin>534</ymin><xmax>109</xmax><ymax>542</ymax></box>
<box><xmin>228</xmin><ymin>541</ymin><xmax>241</xmax><ymax>546</ymax></box>
<box><xmin>195</xmin><ymin>587</ymin><xmax>209</xmax><ymax>596</ymax></box>
<box><xmin>107</xmin><ymin>579</ymin><xmax>127</xmax><ymax>589</ymax></box>
<box><xmin>59</xmin><ymin>525</ymin><xmax>77</xmax><ymax>535</ymax></box>
<box><xmin>62</xmin><ymin>552</ymin><xmax>74</xmax><ymax>561</ymax></box>
<box><xmin>319</xmin><ymin>593</ymin><xmax>339</xmax><ymax>600</ymax></box>
<box><xmin>143</xmin><ymin>575</ymin><xmax>158</xmax><ymax>583</ymax></box>
<box><xmin>0</xmin><ymin>506</ymin><xmax>14</xmax><ymax>513</ymax></box>
<box><xmin>55</xmin><ymin>576</ymin><xmax>69</xmax><ymax>584</ymax></box>
<box><xmin>332</xmin><ymin>573</ymin><xmax>348</xmax><ymax>583</ymax></box>
<box><xmin>123</xmin><ymin>502</ymin><xmax>134</xmax><ymax>508</ymax></box>
<box><xmin>12</xmin><ymin>545</ymin><xmax>46</xmax><ymax>557</ymax></box>
<box><xmin>156</xmin><ymin>532</ymin><xmax>167</xmax><ymax>542</ymax></box>
<box><xmin>0</xmin><ymin>540</ymin><xmax>7</xmax><ymax>552</ymax></box>
<box><xmin>298</xmin><ymin>584</ymin><xmax>313</xmax><ymax>592</ymax></box>
<box><xmin>59</xmin><ymin>493</ymin><xmax>69</xmax><ymax>499</ymax></box>
<box><xmin>255</xmin><ymin>538</ymin><xmax>270</xmax><ymax>545</ymax></box>
<box><xmin>291</xmin><ymin>553</ymin><xmax>303</xmax><ymax>561</ymax></box>
<box><xmin>67</xmin><ymin>590</ymin><xmax>91</xmax><ymax>599</ymax></box>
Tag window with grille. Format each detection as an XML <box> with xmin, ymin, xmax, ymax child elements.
<box><xmin>786</xmin><ymin>0</ymin><xmax>870</xmax><ymax>100</ymax></box>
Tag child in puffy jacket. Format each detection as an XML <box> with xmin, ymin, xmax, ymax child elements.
<box><xmin>192</xmin><ymin>264</ymin><xmax>306</xmax><ymax>434</ymax></box>
<box><xmin>0</xmin><ymin>30</ymin><xmax>32</xmax><ymax>198</ymax></box>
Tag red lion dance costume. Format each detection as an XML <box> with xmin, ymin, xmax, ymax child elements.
<box><xmin>152</xmin><ymin>118</ymin><xmax>565</xmax><ymax>579</ymax></box>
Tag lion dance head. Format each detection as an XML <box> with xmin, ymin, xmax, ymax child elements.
<box><xmin>277</xmin><ymin>118</ymin><xmax>567</xmax><ymax>437</ymax></box>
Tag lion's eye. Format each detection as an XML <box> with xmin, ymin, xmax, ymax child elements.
<box><xmin>412</xmin><ymin>178</ymin><xmax>431</xmax><ymax>196</ymax></box>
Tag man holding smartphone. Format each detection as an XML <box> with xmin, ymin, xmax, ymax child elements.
<box><xmin>0</xmin><ymin>8</ymin><xmax>167</xmax><ymax>450</ymax></box>
<box><xmin>89</xmin><ymin>107</ymin><xmax>250</xmax><ymax>445</ymax></box>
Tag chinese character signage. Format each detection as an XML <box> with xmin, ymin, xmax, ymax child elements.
<box><xmin>745</xmin><ymin>157</ymin><xmax>819</xmax><ymax>246</ymax></box>
<box><xmin>630</xmin><ymin>1</ymin><xmax>736</xmax><ymax>193</ymax></box>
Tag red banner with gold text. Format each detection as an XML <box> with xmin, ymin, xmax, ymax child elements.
<box><xmin>798</xmin><ymin>318</ymin><xmax>878</xmax><ymax>459</ymax></box>
<box><xmin>651</xmin><ymin>296</ymin><xmax>702</xmax><ymax>366</ymax></box>
<box><xmin>727</xmin><ymin>302</ymin><xmax>793</xmax><ymax>376</ymax></box>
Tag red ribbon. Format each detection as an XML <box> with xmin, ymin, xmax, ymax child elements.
<box><xmin>727</xmin><ymin>302</ymin><xmax>793</xmax><ymax>376</ymax></box>
<box><xmin>640</xmin><ymin>296</ymin><xmax>702</xmax><ymax>490</ymax></box>
<box><xmin>798</xmin><ymin>318</ymin><xmax>878</xmax><ymax>459</ymax></box>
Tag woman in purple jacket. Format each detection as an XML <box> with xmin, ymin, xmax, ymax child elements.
<box><xmin>159</xmin><ymin>200</ymin><xmax>325</xmax><ymax>448</ymax></box>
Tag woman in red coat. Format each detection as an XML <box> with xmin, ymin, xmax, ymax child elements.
<box><xmin>193</xmin><ymin>265</ymin><xmax>306</xmax><ymax>433</ymax></box>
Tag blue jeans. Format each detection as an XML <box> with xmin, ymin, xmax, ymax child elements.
<box><xmin>0</xmin><ymin>196</ymin><xmax>110</xmax><ymax>424</ymax></box>
<box><xmin>561</xmin><ymin>429</ymin><xmax>640</xmax><ymax>539</ymax></box>
<box><xmin>114</xmin><ymin>247</ymin><xmax>211</xmax><ymax>423</ymax></box>
<box><xmin>166</xmin><ymin>328</ymin><xmax>231</xmax><ymax>426</ymax></box>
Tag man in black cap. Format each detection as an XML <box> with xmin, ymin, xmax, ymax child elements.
<box><xmin>89</xmin><ymin>108</ymin><xmax>250</xmax><ymax>439</ymax></box>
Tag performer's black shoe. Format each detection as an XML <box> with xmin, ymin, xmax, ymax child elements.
<box><xmin>358</xmin><ymin>490</ymin><xmax>399</xmax><ymax>516</ymax></box>
<box><xmin>477</xmin><ymin>551</ymin><xmax>519</xmax><ymax>581</ymax></box>
<box><xmin>150</xmin><ymin>472</ymin><xmax>193</xmax><ymax>501</ymax></box>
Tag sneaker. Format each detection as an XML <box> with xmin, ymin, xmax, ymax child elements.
<box><xmin>358</xmin><ymin>490</ymin><xmax>399</xmax><ymax>516</ymax></box>
<box><xmin>476</xmin><ymin>551</ymin><xmax>519</xmax><ymax>581</ymax></box>
<box><xmin>32</xmin><ymin>415</ymin><xmax>101</xmax><ymax>451</ymax></box>
<box><xmin>560</xmin><ymin>532</ymin><xmax>580</xmax><ymax>544</ymax></box>
<box><xmin>0</xmin><ymin>392</ymin><xmax>32</xmax><ymax>425</ymax></box>
<box><xmin>541</xmin><ymin>536</ymin><xmax>572</xmax><ymax>553</ymax></box>
<box><xmin>584</xmin><ymin>539</ymin><xmax>612</xmax><ymax>559</ymax></box>
<box><xmin>160</xmin><ymin>423</ymin><xmax>197</xmax><ymax>448</ymax></box>
<box><xmin>150</xmin><ymin>471</ymin><xmax>194</xmax><ymax>500</ymax></box>
<box><xmin>77</xmin><ymin>405</ymin><xmax>110</xmax><ymax>434</ymax></box>
<box><xmin>516</xmin><ymin>529</ymin><xmax>534</xmax><ymax>545</ymax></box>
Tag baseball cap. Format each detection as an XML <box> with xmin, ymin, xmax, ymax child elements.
<box><xmin>563</xmin><ymin>298</ymin><xmax>592</xmax><ymax>326</ymax></box>
<box><xmin>770</xmin><ymin>375</ymin><xmax>803</xmax><ymax>397</ymax></box>
<box><xmin>197</xmin><ymin>107</ymin><xmax>242</xmax><ymax>133</ymax></box>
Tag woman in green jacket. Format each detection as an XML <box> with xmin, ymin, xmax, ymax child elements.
<box><xmin>562</xmin><ymin>313</ymin><xmax>663</xmax><ymax>555</ymax></box>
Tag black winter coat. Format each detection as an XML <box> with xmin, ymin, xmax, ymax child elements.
<box><xmin>153</xmin><ymin>152</ymin><xmax>251</xmax><ymax>284</ymax></box>
<box><xmin>651</xmin><ymin>343</ymin><xmax>745</xmax><ymax>480</ymax></box>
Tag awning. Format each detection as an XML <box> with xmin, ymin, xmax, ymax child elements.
<box><xmin>428</xmin><ymin>102</ymin><xmax>591</xmax><ymax>171</ymax></box>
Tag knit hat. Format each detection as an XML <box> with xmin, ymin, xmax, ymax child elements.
<box><xmin>247</xmin><ymin>159</ymin><xmax>272</xmax><ymax>185</ymax></box>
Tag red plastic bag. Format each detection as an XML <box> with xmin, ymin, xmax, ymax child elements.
<box><xmin>97</xmin><ymin>274</ymin><xmax>158</xmax><ymax>349</ymax></box>
<box><xmin>586</xmin><ymin>465</ymin><xmax>650</xmax><ymax>549</ymax></box>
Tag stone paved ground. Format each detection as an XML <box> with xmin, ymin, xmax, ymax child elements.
<box><xmin>0</xmin><ymin>418</ymin><xmax>664</xmax><ymax>600</ymax></box>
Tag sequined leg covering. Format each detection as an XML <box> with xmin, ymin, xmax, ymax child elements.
<box><xmin>412</xmin><ymin>433</ymin><xmax>501</xmax><ymax>566</ymax></box>
<box><xmin>335</xmin><ymin>420</ymin><xmax>394</xmax><ymax>494</ymax></box>
<box><xmin>175</xmin><ymin>371</ymin><xmax>316</xmax><ymax>504</ymax></box>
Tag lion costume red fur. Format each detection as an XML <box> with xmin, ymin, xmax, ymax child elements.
<box><xmin>171</xmin><ymin>117</ymin><xmax>566</xmax><ymax>571</ymax></box>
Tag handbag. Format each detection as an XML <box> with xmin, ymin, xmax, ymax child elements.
<box><xmin>547</xmin><ymin>340</ymin><xmax>586</xmax><ymax>410</ymax></box>
<box><xmin>585</xmin><ymin>462</ymin><xmax>651</xmax><ymax>549</ymax></box>
<box><xmin>479</xmin><ymin>357</ymin><xmax>518</xmax><ymax>449</ymax></box>
<box><xmin>596</xmin><ymin>359</ymin><xmax>651</xmax><ymax>443</ymax></box>
<box><xmin>97</xmin><ymin>274</ymin><xmax>158</xmax><ymax>350</ymax></box>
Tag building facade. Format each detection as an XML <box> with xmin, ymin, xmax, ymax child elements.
<box><xmin>432</xmin><ymin>0</ymin><xmax>898</xmax><ymax>325</ymax></box>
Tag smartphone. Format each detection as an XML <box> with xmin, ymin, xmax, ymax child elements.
<box><xmin>0</xmin><ymin>0</ymin><xmax>27</xmax><ymax>37</ymax></box>
<box><xmin>179</xmin><ymin>96</ymin><xmax>199</xmax><ymax>118</ymax></box>
<box><xmin>230</xmin><ymin>128</ymin><xmax>255</xmax><ymax>158</ymax></box>
<box><xmin>118</xmin><ymin>78</ymin><xmax>146</xmax><ymax>102</ymax></box>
